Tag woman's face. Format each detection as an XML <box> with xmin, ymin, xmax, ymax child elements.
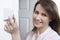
<box><xmin>33</xmin><ymin>4</ymin><xmax>51</xmax><ymax>28</ymax></box>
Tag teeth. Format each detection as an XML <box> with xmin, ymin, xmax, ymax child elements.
<box><xmin>36</xmin><ymin>21</ymin><xmax>43</xmax><ymax>23</ymax></box>
<box><xmin>37</xmin><ymin>22</ymin><xmax>43</xmax><ymax>24</ymax></box>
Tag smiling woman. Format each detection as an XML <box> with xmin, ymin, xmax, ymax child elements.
<box><xmin>32</xmin><ymin>0</ymin><xmax>60</xmax><ymax>34</ymax></box>
<box><xmin>4</xmin><ymin>0</ymin><xmax>60</xmax><ymax>40</ymax></box>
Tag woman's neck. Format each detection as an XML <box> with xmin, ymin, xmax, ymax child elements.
<box><xmin>36</xmin><ymin>25</ymin><xmax>49</xmax><ymax>35</ymax></box>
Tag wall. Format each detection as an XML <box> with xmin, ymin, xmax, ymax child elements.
<box><xmin>0</xmin><ymin>0</ymin><xmax>19</xmax><ymax>40</ymax></box>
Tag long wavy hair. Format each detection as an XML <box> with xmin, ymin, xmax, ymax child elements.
<box><xmin>32</xmin><ymin>0</ymin><xmax>60</xmax><ymax>35</ymax></box>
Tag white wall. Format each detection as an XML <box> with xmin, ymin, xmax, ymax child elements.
<box><xmin>0</xmin><ymin>0</ymin><xmax>19</xmax><ymax>40</ymax></box>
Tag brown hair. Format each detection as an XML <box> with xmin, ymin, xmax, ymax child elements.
<box><xmin>32</xmin><ymin>0</ymin><xmax>60</xmax><ymax>35</ymax></box>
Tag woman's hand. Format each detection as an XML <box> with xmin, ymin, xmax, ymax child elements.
<box><xmin>4</xmin><ymin>15</ymin><xmax>21</xmax><ymax>40</ymax></box>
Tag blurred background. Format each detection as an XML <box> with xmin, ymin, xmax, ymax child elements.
<box><xmin>0</xmin><ymin>0</ymin><xmax>60</xmax><ymax>40</ymax></box>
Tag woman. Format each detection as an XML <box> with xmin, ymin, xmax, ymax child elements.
<box><xmin>4</xmin><ymin>0</ymin><xmax>60</xmax><ymax>40</ymax></box>
<box><xmin>25</xmin><ymin>0</ymin><xmax>60</xmax><ymax>40</ymax></box>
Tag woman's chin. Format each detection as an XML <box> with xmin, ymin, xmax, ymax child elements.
<box><xmin>34</xmin><ymin>24</ymin><xmax>43</xmax><ymax>28</ymax></box>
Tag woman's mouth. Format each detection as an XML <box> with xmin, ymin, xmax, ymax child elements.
<box><xmin>34</xmin><ymin>21</ymin><xmax>43</xmax><ymax>25</ymax></box>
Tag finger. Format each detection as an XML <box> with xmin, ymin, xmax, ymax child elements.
<box><xmin>4</xmin><ymin>24</ymin><xmax>10</xmax><ymax>32</ymax></box>
<box><xmin>6</xmin><ymin>21</ymin><xmax>13</xmax><ymax>30</ymax></box>
<box><xmin>4</xmin><ymin>24</ymin><xmax>13</xmax><ymax>33</ymax></box>
<box><xmin>9</xmin><ymin>17</ymin><xmax>14</xmax><ymax>26</ymax></box>
<box><xmin>4</xmin><ymin>26</ymin><xmax>9</xmax><ymax>32</ymax></box>
<box><xmin>7</xmin><ymin>20</ymin><xmax>10</xmax><ymax>26</ymax></box>
<box><xmin>4</xmin><ymin>18</ymin><xmax>9</xmax><ymax>22</ymax></box>
<box><xmin>4</xmin><ymin>27</ymin><xmax>11</xmax><ymax>33</ymax></box>
<box><xmin>13</xmin><ymin>15</ymin><xmax>16</xmax><ymax>23</ymax></box>
<box><xmin>8</xmin><ymin>25</ymin><xmax>13</xmax><ymax>31</ymax></box>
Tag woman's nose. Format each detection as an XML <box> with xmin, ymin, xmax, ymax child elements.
<box><xmin>36</xmin><ymin>15</ymin><xmax>41</xmax><ymax>20</ymax></box>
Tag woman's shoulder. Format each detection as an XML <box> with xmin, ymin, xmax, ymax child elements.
<box><xmin>46</xmin><ymin>34</ymin><xmax>60</xmax><ymax>40</ymax></box>
<box><xmin>51</xmin><ymin>31</ymin><xmax>60</xmax><ymax>40</ymax></box>
<box><xmin>46</xmin><ymin>27</ymin><xmax>60</xmax><ymax>40</ymax></box>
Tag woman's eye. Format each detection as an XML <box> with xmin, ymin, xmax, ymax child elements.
<box><xmin>34</xmin><ymin>11</ymin><xmax>39</xmax><ymax>14</ymax></box>
<box><xmin>42</xmin><ymin>13</ymin><xmax>47</xmax><ymax>17</ymax></box>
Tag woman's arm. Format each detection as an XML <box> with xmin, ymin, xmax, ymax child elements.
<box><xmin>4</xmin><ymin>16</ymin><xmax>21</xmax><ymax>40</ymax></box>
<box><xmin>11</xmin><ymin>29</ymin><xmax>21</xmax><ymax>40</ymax></box>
